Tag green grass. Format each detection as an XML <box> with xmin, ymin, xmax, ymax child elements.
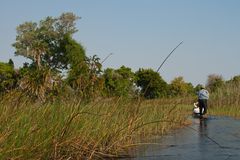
<box><xmin>0</xmin><ymin>97</ymin><xmax>191</xmax><ymax>159</ymax></box>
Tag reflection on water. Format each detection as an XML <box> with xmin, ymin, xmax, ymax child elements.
<box><xmin>199</xmin><ymin>118</ymin><xmax>208</xmax><ymax>136</ymax></box>
<box><xmin>126</xmin><ymin>116</ymin><xmax>240</xmax><ymax>160</ymax></box>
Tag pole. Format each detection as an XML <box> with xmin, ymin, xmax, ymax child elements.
<box><xmin>156</xmin><ymin>41</ymin><xmax>183</xmax><ymax>73</ymax></box>
<box><xmin>101</xmin><ymin>53</ymin><xmax>113</xmax><ymax>64</ymax></box>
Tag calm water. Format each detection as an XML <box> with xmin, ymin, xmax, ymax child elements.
<box><xmin>126</xmin><ymin>116</ymin><xmax>240</xmax><ymax>160</ymax></box>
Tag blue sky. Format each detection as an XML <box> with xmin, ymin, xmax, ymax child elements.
<box><xmin>1</xmin><ymin>0</ymin><xmax>240</xmax><ymax>85</ymax></box>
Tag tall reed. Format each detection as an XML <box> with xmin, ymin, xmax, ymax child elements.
<box><xmin>209</xmin><ymin>82</ymin><xmax>240</xmax><ymax>117</ymax></box>
<box><xmin>0</xmin><ymin>96</ymin><xmax>190</xmax><ymax>159</ymax></box>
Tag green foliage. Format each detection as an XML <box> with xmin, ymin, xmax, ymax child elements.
<box><xmin>82</xmin><ymin>55</ymin><xmax>104</xmax><ymax>98</ymax></box>
<box><xmin>135</xmin><ymin>68</ymin><xmax>168</xmax><ymax>99</ymax></box>
<box><xmin>194</xmin><ymin>84</ymin><xmax>203</xmax><ymax>94</ymax></box>
<box><xmin>206</xmin><ymin>74</ymin><xmax>224</xmax><ymax>92</ymax></box>
<box><xmin>226</xmin><ymin>75</ymin><xmax>240</xmax><ymax>85</ymax></box>
<box><xmin>63</xmin><ymin>34</ymin><xmax>88</xmax><ymax>91</ymax></box>
<box><xmin>0</xmin><ymin>62</ymin><xmax>14</xmax><ymax>74</ymax></box>
<box><xmin>8</xmin><ymin>59</ymin><xmax>14</xmax><ymax>68</ymax></box>
<box><xmin>0</xmin><ymin>62</ymin><xmax>17</xmax><ymax>93</ymax></box>
<box><xmin>64</xmin><ymin>34</ymin><xmax>86</xmax><ymax>69</ymax></box>
<box><xmin>13</xmin><ymin>21</ymin><xmax>48</xmax><ymax>68</ymax></box>
<box><xmin>0</xmin><ymin>98</ymin><xmax>189</xmax><ymax>159</ymax></box>
<box><xmin>12</xmin><ymin>13</ymin><xmax>84</xmax><ymax>101</ymax></box>
<box><xmin>9</xmin><ymin>12</ymin><xmax>240</xmax><ymax>102</ymax></box>
<box><xmin>103</xmin><ymin>66</ymin><xmax>135</xmax><ymax>97</ymax></box>
<box><xmin>19</xmin><ymin>66</ymin><xmax>61</xmax><ymax>102</ymax></box>
<box><xmin>13</xmin><ymin>12</ymin><xmax>80</xmax><ymax>70</ymax></box>
<box><xmin>67</xmin><ymin>54</ymin><xmax>103</xmax><ymax>99</ymax></box>
<box><xmin>169</xmin><ymin>76</ymin><xmax>194</xmax><ymax>96</ymax></box>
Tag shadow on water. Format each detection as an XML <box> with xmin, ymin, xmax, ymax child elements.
<box><xmin>124</xmin><ymin>116</ymin><xmax>240</xmax><ymax>160</ymax></box>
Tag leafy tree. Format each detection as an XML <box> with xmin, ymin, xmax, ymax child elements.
<box><xmin>103</xmin><ymin>66</ymin><xmax>135</xmax><ymax>97</ymax></box>
<box><xmin>12</xmin><ymin>13</ymin><xmax>82</xmax><ymax>101</ymax></box>
<box><xmin>206</xmin><ymin>74</ymin><xmax>224</xmax><ymax>92</ymax></box>
<box><xmin>0</xmin><ymin>61</ymin><xmax>17</xmax><ymax>93</ymax></box>
<box><xmin>226</xmin><ymin>75</ymin><xmax>240</xmax><ymax>85</ymax></box>
<box><xmin>64</xmin><ymin>34</ymin><xmax>88</xmax><ymax>91</ymax></box>
<box><xmin>135</xmin><ymin>68</ymin><xmax>168</xmax><ymax>99</ymax></box>
<box><xmin>67</xmin><ymin>54</ymin><xmax>103</xmax><ymax>98</ymax></box>
<box><xmin>85</xmin><ymin>55</ymin><xmax>104</xmax><ymax>97</ymax></box>
<box><xmin>186</xmin><ymin>82</ymin><xmax>194</xmax><ymax>95</ymax></box>
<box><xmin>13</xmin><ymin>12</ymin><xmax>80</xmax><ymax>70</ymax></box>
<box><xmin>169</xmin><ymin>76</ymin><xmax>194</xmax><ymax>96</ymax></box>
<box><xmin>13</xmin><ymin>21</ymin><xmax>49</xmax><ymax>68</ymax></box>
<box><xmin>63</xmin><ymin>34</ymin><xmax>86</xmax><ymax>69</ymax></box>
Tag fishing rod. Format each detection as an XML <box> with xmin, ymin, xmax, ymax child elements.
<box><xmin>156</xmin><ymin>41</ymin><xmax>183</xmax><ymax>73</ymax></box>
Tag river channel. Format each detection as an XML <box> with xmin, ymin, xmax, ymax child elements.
<box><xmin>126</xmin><ymin>116</ymin><xmax>240</xmax><ymax>160</ymax></box>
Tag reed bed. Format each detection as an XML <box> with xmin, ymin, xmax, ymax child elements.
<box><xmin>0</xmin><ymin>96</ymin><xmax>190</xmax><ymax>159</ymax></box>
<box><xmin>209</xmin><ymin>83</ymin><xmax>240</xmax><ymax>118</ymax></box>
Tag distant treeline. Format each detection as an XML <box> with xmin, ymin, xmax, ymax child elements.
<box><xmin>1</xmin><ymin>12</ymin><xmax>240</xmax><ymax>102</ymax></box>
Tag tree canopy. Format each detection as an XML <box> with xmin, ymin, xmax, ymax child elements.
<box><xmin>206</xmin><ymin>74</ymin><xmax>224</xmax><ymax>92</ymax></box>
<box><xmin>169</xmin><ymin>76</ymin><xmax>194</xmax><ymax>96</ymax></box>
<box><xmin>3</xmin><ymin>12</ymin><xmax>240</xmax><ymax>102</ymax></box>
<box><xmin>13</xmin><ymin>12</ymin><xmax>80</xmax><ymax>70</ymax></box>
<box><xmin>0</xmin><ymin>61</ymin><xmax>17</xmax><ymax>93</ymax></box>
<box><xmin>103</xmin><ymin>66</ymin><xmax>135</xmax><ymax>97</ymax></box>
<box><xmin>135</xmin><ymin>69</ymin><xmax>168</xmax><ymax>99</ymax></box>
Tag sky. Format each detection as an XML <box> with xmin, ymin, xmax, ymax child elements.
<box><xmin>0</xmin><ymin>0</ymin><xmax>240</xmax><ymax>86</ymax></box>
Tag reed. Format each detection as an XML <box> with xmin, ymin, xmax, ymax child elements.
<box><xmin>209</xmin><ymin>82</ymin><xmax>240</xmax><ymax>118</ymax></box>
<box><xmin>0</xmin><ymin>96</ymin><xmax>190</xmax><ymax>159</ymax></box>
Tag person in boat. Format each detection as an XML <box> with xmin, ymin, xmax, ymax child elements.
<box><xmin>197</xmin><ymin>85</ymin><xmax>209</xmax><ymax>117</ymax></box>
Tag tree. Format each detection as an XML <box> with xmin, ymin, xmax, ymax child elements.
<box><xmin>103</xmin><ymin>66</ymin><xmax>135</xmax><ymax>97</ymax></box>
<box><xmin>169</xmin><ymin>76</ymin><xmax>194</xmax><ymax>96</ymax></box>
<box><xmin>0</xmin><ymin>61</ymin><xmax>17</xmax><ymax>93</ymax></box>
<box><xmin>135</xmin><ymin>68</ymin><xmax>168</xmax><ymax>99</ymax></box>
<box><xmin>19</xmin><ymin>67</ymin><xmax>58</xmax><ymax>101</ymax></box>
<box><xmin>67</xmin><ymin>54</ymin><xmax>103</xmax><ymax>98</ymax></box>
<box><xmin>63</xmin><ymin>34</ymin><xmax>86</xmax><ymax>69</ymax></box>
<box><xmin>12</xmin><ymin>13</ymin><xmax>81</xmax><ymax>101</ymax></box>
<box><xmin>226</xmin><ymin>75</ymin><xmax>240</xmax><ymax>85</ymax></box>
<box><xmin>64</xmin><ymin>34</ymin><xmax>87</xmax><ymax>90</ymax></box>
<box><xmin>13</xmin><ymin>12</ymin><xmax>80</xmax><ymax>70</ymax></box>
<box><xmin>206</xmin><ymin>74</ymin><xmax>224</xmax><ymax>92</ymax></box>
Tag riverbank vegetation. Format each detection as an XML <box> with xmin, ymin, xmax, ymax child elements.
<box><xmin>1</xmin><ymin>12</ymin><xmax>240</xmax><ymax>159</ymax></box>
<box><xmin>0</xmin><ymin>97</ymin><xmax>191</xmax><ymax>159</ymax></box>
<box><xmin>208</xmin><ymin>75</ymin><xmax>240</xmax><ymax>118</ymax></box>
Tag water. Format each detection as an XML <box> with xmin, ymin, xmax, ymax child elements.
<box><xmin>127</xmin><ymin>116</ymin><xmax>240</xmax><ymax>160</ymax></box>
